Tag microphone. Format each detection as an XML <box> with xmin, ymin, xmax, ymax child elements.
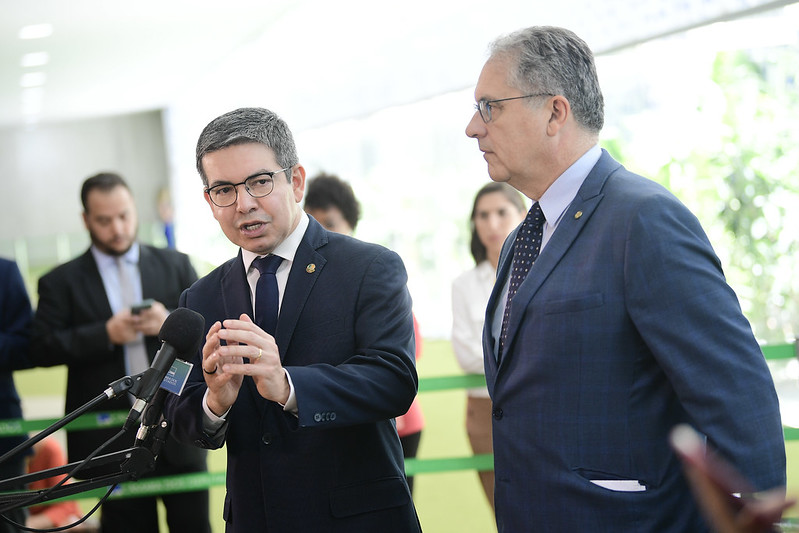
<box><xmin>123</xmin><ymin>308</ymin><xmax>204</xmax><ymax>432</ymax></box>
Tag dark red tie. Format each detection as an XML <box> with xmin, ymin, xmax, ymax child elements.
<box><xmin>499</xmin><ymin>203</ymin><xmax>545</xmax><ymax>356</ymax></box>
<box><xmin>252</xmin><ymin>255</ymin><xmax>283</xmax><ymax>335</ymax></box>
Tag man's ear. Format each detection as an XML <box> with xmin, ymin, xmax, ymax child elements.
<box><xmin>546</xmin><ymin>95</ymin><xmax>571</xmax><ymax>136</ymax></box>
<box><xmin>203</xmin><ymin>190</ymin><xmax>217</xmax><ymax>213</ymax></box>
<box><xmin>292</xmin><ymin>164</ymin><xmax>307</xmax><ymax>203</ymax></box>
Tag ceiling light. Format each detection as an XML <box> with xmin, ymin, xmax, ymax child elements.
<box><xmin>20</xmin><ymin>72</ymin><xmax>47</xmax><ymax>88</ymax></box>
<box><xmin>18</xmin><ymin>23</ymin><xmax>53</xmax><ymax>40</ymax></box>
<box><xmin>21</xmin><ymin>51</ymin><xmax>50</xmax><ymax>68</ymax></box>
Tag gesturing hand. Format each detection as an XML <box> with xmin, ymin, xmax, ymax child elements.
<box><xmin>211</xmin><ymin>314</ymin><xmax>290</xmax><ymax>406</ymax></box>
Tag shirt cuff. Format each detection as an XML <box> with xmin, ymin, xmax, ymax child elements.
<box><xmin>202</xmin><ymin>388</ymin><xmax>230</xmax><ymax>434</ymax></box>
<box><xmin>282</xmin><ymin>369</ymin><xmax>298</xmax><ymax>416</ymax></box>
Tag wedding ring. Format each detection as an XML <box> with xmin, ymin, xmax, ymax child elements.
<box><xmin>254</xmin><ymin>348</ymin><xmax>262</xmax><ymax>361</ymax></box>
<box><xmin>203</xmin><ymin>366</ymin><xmax>217</xmax><ymax>374</ymax></box>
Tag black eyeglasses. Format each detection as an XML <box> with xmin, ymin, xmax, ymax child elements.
<box><xmin>475</xmin><ymin>93</ymin><xmax>554</xmax><ymax>123</ymax></box>
<box><xmin>205</xmin><ymin>168</ymin><xmax>291</xmax><ymax>207</ymax></box>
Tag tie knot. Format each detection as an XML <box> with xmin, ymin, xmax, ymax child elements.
<box><xmin>253</xmin><ymin>254</ymin><xmax>283</xmax><ymax>276</ymax></box>
<box><xmin>526</xmin><ymin>202</ymin><xmax>545</xmax><ymax>228</ymax></box>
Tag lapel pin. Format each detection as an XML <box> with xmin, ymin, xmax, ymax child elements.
<box><xmin>574</xmin><ymin>211</ymin><xmax>583</xmax><ymax>219</ymax></box>
<box><xmin>306</xmin><ymin>263</ymin><xmax>316</xmax><ymax>273</ymax></box>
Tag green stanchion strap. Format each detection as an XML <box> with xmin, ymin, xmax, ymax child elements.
<box><xmin>0</xmin><ymin>412</ymin><xmax>128</xmax><ymax>437</ymax></box>
<box><xmin>763</xmin><ymin>343</ymin><xmax>796</xmax><ymax>361</ymax></box>
<box><xmin>418</xmin><ymin>374</ymin><xmax>486</xmax><ymax>392</ymax></box>
<box><xmin>18</xmin><ymin>456</ymin><xmax>494</xmax><ymax>502</ymax></box>
<box><xmin>405</xmin><ymin>454</ymin><xmax>493</xmax><ymax>475</ymax></box>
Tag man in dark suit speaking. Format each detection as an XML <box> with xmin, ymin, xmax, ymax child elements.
<box><xmin>465</xmin><ymin>26</ymin><xmax>786</xmax><ymax>532</ymax></box>
<box><xmin>163</xmin><ymin>107</ymin><xmax>421</xmax><ymax>532</ymax></box>
<box><xmin>31</xmin><ymin>172</ymin><xmax>210</xmax><ymax>533</ymax></box>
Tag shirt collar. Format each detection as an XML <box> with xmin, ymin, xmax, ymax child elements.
<box><xmin>539</xmin><ymin>144</ymin><xmax>601</xmax><ymax>227</ymax></box>
<box><xmin>241</xmin><ymin>210</ymin><xmax>309</xmax><ymax>272</ymax></box>
<box><xmin>91</xmin><ymin>242</ymin><xmax>140</xmax><ymax>269</ymax></box>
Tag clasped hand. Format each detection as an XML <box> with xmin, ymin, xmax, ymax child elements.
<box><xmin>202</xmin><ymin>314</ymin><xmax>289</xmax><ymax>417</ymax></box>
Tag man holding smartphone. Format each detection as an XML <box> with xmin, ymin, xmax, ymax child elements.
<box><xmin>31</xmin><ymin>172</ymin><xmax>210</xmax><ymax>533</ymax></box>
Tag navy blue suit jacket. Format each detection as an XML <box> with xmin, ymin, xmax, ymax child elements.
<box><xmin>0</xmin><ymin>258</ymin><xmax>33</xmax><ymax>475</ymax></box>
<box><xmin>483</xmin><ymin>151</ymin><xmax>785</xmax><ymax>532</ymax></box>
<box><xmin>164</xmin><ymin>216</ymin><xmax>421</xmax><ymax>532</ymax></box>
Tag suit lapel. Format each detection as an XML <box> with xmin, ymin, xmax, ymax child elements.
<box><xmin>499</xmin><ymin>151</ymin><xmax>620</xmax><ymax>365</ymax></box>
<box><xmin>233</xmin><ymin>217</ymin><xmax>329</xmax><ymax>405</ymax></box>
<box><xmin>139</xmin><ymin>245</ymin><xmax>157</xmax><ymax>299</ymax></box>
<box><xmin>77</xmin><ymin>250</ymin><xmax>113</xmax><ymax>318</ymax></box>
<box><xmin>219</xmin><ymin>250</ymin><xmax>253</xmax><ymax>322</ymax></box>
<box><xmin>218</xmin><ymin>251</ymin><xmax>266</xmax><ymax>406</ymax></box>
<box><xmin>274</xmin><ymin>217</ymin><xmax>328</xmax><ymax>361</ymax></box>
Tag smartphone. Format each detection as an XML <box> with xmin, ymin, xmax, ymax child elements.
<box><xmin>131</xmin><ymin>298</ymin><xmax>155</xmax><ymax>315</ymax></box>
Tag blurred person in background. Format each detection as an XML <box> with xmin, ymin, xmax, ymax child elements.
<box><xmin>25</xmin><ymin>436</ymin><xmax>99</xmax><ymax>532</ymax></box>
<box><xmin>304</xmin><ymin>172</ymin><xmax>426</xmax><ymax>494</ymax></box>
<box><xmin>0</xmin><ymin>257</ymin><xmax>33</xmax><ymax>532</ymax></box>
<box><xmin>451</xmin><ymin>182</ymin><xmax>525</xmax><ymax>509</ymax></box>
<box><xmin>30</xmin><ymin>172</ymin><xmax>210</xmax><ymax>533</ymax></box>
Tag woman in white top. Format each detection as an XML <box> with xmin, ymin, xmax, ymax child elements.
<box><xmin>451</xmin><ymin>182</ymin><xmax>526</xmax><ymax>509</ymax></box>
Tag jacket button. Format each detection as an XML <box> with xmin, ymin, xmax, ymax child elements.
<box><xmin>261</xmin><ymin>433</ymin><xmax>273</xmax><ymax>445</ymax></box>
<box><xmin>492</xmin><ymin>407</ymin><xmax>503</xmax><ymax>420</ymax></box>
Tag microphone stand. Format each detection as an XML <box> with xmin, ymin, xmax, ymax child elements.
<box><xmin>0</xmin><ymin>372</ymin><xmax>170</xmax><ymax>513</ymax></box>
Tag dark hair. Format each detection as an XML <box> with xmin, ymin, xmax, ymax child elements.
<box><xmin>81</xmin><ymin>172</ymin><xmax>130</xmax><ymax>212</ymax></box>
<box><xmin>195</xmin><ymin>107</ymin><xmax>299</xmax><ymax>186</ymax></box>
<box><xmin>304</xmin><ymin>173</ymin><xmax>361</xmax><ymax>231</ymax></box>
<box><xmin>469</xmin><ymin>182</ymin><xmax>526</xmax><ymax>264</ymax></box>
<box><xmin>490</xmin><ymin>26</ymin><xmax>604</xmax><ymax>134</ymax></box>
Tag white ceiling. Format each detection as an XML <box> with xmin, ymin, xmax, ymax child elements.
<box><xmin>2</xmin><ymin>0</ymin><xmax>796</xmax><ymax>130</ymax></box>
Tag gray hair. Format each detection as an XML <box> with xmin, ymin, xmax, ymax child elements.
<box><xmin>195</xmin><ymin>107</ymin><xmax>299</xmax><ymax>186</ymax></box>
<box><xmin>489</xmin><ymin>26</ymin><xmax>604</xmax><ymax>134</ymax></box>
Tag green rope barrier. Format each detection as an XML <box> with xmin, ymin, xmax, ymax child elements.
<box><xmin>418</xmin><ymin>374</ymin><xmax>486</xmax><ymax>392</ymax></box>
<box><xmin>763</xmin><ymin>343</ymin><xmax>796</xmax><ymax>360</ymax></box>
<box><xmin>0</xmin><ymin>341</ymin><xmax>794</xmax><ymax>503</ymax></box>
<box><xmin>15</xmin><ymin>456</ymin><xmax>495</xmax><ymax>503</ymax></box>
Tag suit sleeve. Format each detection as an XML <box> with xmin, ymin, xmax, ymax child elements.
<box><xmin>0</xmin><ymin>261</ymin><xmax>33</xmax><ymax>371</ymax></box>
<box><xmin>288</xmin><ymin>248</ymin><xmax>418</xmax><ymax>428</ymax></box>
<box><xmin>31</xmin><ymin>270</ymin><xmax>113</xmax><ymax>367</ymax></box>
<box><xmin>625</xmin><ymin>193</ymin><xmax>785</xmax><ymax>491</ymax></box>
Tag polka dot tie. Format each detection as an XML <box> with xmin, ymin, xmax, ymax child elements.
<box><xmin>499</xmin><ymin>202</ymin><xmax>545</xmax><ymax>356</ymax></box>
<box><xmin>253</xmin><ymin>254</ymin><xmax>283</xmax><ymax>336</ymax></box>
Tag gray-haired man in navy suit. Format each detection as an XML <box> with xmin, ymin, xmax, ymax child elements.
<box><xmin>466</xmin><ymin>26</ymin><xmax>785</xmax><ymax>532</ymax></box>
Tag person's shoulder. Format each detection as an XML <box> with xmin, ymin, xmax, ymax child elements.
<box><xmin>600</xmin><ymin>164</ymin><xmax>685</xmax><ymax>214</ymax></box>
<box><xmin>325</xmin><ymin>232</ymin><xmax>392</xmax><ymax>257</ymax></box>
<box><xmin>0</xmin><ymin>257</ymin><xmax>16</xmax><ymax>278</ymax></box>
<box><xmin>39</xmin><ymin>250</ymin><xmax>92</xmax><ymax>281</ymax></box>
<box><xmin>141</xmin><ymin>243</ymin><xmax>191</xmax><ymax>263</ymax></box>
<box><xmin>453</xmin><ymin>263</ymin><xmax>479</xmax><ymax>284</ymax></box>
<box><xmin>188</xmin><ymin>256</ymin><xmax>239</xmax><ymax>289</ymax></box>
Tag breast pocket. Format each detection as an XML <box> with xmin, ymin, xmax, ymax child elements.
<box><xmin>543</xmin><ymin>292</ymin><xmax>604</xmax><ymax>315</ymax></box>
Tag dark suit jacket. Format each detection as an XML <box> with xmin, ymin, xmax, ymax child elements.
<box><xmin>483</xmin><ymin>150</ymin><xmax>785</xmax><ymax>532</ymax></box>
<box><xmin>31</xmin><ymin>244</ymin><xmax>206</xmax><ymax>473</ymax></box>
<box><xmin>0</xmin><ymin>258</ymin><xmax>34</xmax><ymax>475</ymax></box>
<box><xmin>164</xmin><ymin>216</ymin><xmax>421</xmax><ymax>533</ymax></box>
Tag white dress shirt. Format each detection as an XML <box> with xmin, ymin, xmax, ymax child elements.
<box><xmin>202</xmin><ymin>213</ymin><xmax>309</xmax><ymax>427</ymax></box>
<box><xmin>451</xmin><ymin>260</ymin><xmax>496</xmax><ymax>398</ymax></box>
